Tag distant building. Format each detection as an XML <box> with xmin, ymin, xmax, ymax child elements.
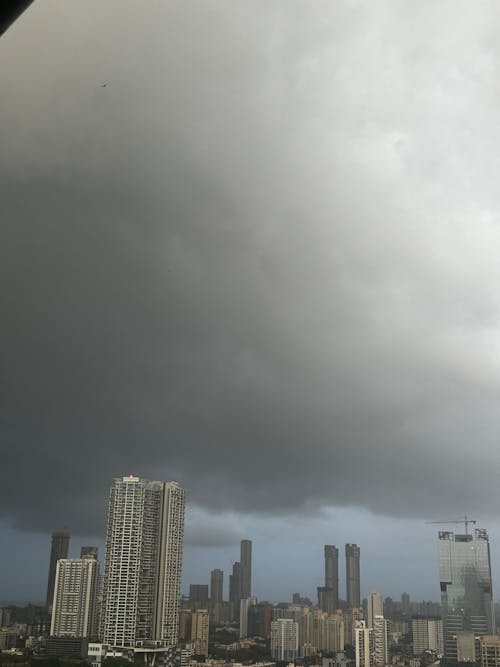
<box><xmin>47</xmin><ymin>636</ymin><xmax>88</xmax><ymax>658</ymax></box>
<box><xmin>210</xmin><ymin>569</ymin><xmax>223</xmax><ymax>604</ymax></box>
<box><xmin>373</xmin><ymin>616</ymin><xmax>389</xmax><ymax>666</ymax></box>
<box><xmin>229</xmin><ymin>562</ymin><xmax>241</xmax><ymax>621</ymax></box>
<box><xmin>191</xmin><ymin>609</ymin><xmax>209</xmax><ymax>656</ymax></box>
<box><xmin>240</xmin><ymin>597</ymin><xmax>257</xmax><ymax>638</ymax></box>
<box><xmin>439</xmin><ymin>529</ymin><xmax>495</xmax><ymax>661</ymax></box>
<box><xmin>346</xmin><ymin>544</ymin><xmax>361</xmax><ymax>608</ymax></box>
<box><xmin>298</xmin><ymin>608</ymin><xmax>344</xmax><ymax>654</ymax></box>
<box><xmin>248</xmin><ymin>602</ymin><xmax>272</xmax><ymax>638</ymax></box>
<box><xmin>325</xmin><ymin>545</ymin><xmax>339</xmax><ymax>609</ymax></box>
<box><xmin>240</xmin><ymin>540</ymin><xmax>252</xmax><ymax>599</ymax></box>
<box><xmin>411</xmin><ymin>617</ymin><xmax>443</xmax><ymax>655</ymax></box>
<box><xmin>401</xmin><ymin>593</ymin><xmax>410</xmax><ymax>618</ymax></box>
<box><xmin>457</xmin><ymin>630</ymin><xmax>477</xmax><ymax>663</ymax></box>
<box><xmin>210</xmin><ymin>569</ymin><xmax>224</xmax><ymax>624</ymax></box>
<box><xmin>0</xmin><ymin>629</ymin><xmax>18</xmax><ymax>650</ymax></box>
<box><xmin>344</xmin><ymin>607</ymin><xmax>364</xmax><ymax>646</ymax></box>
<box><xmin>80</xmin><ymin>546</ymin><xmax>98</xmax><ymax>559</ymax></box>
<box><xmin>318</xmin><ymin>587</ymin><xmax>337</xmax><ymax>615</ymax></box>
<box><xmin>50</xmin><ymin>556</ymin><xmax>100</xmax><ymax>638</ymax></box>
<box><xmin>179</xmin><ymin>609</ymin><xmax>193</xmax><ymax>641</ymax></box>
<box><xmin>101</xmin><ymin>476</ymin><xmax>185</xmax><ymax>647</ymax></box>
<box><xmin>355</xmin><ymin>621</ymin><xmax>374</xmax><ymax>667</ymax></box>
<box><xmin>190</xmin><ymin>584</ymin><xmax>209</xmax><ymax>610</ymax></box>
<box><xmin>367</xmin><ymin>592</ymin><xmax>383</xmax><ymax>629</ymax></box>
<box><xmin>46</xmin><ymin>530</ymin><xmax>70</xmax><ymax>609</ymax></box>
<box><xmin>271</xmin><ymin>618</ymin><xmax>298</xmax><ymax>662</ymax></box>
<box><xmin>480</xmin><ymin>635</ymin><xmax>500</xmax><ymax>667</ymax></box>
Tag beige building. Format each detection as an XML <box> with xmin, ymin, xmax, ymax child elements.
<box><xmin>356</xmin><ymin>621</ymin><xmax>375</xmax><ymax>667</ymax></box>
<box><xmin>191</xmin><ymin>609</ymin><xmax>209</xmax><ymax>656</ymax></box>
<box><xmin>299</xmin><ymin>608</ymin><xmax>344</xmax><ymax>655</ymax></box>
<box><xmin>481</xmin><ymin>636</ymin><xmax>500</xmax><ymax>667</ymax></box>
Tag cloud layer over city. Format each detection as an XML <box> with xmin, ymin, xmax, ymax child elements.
<box><xmin>2</xmin><ymin>0</ymin><xmax>500</xmax><ymax>562</ymax></box>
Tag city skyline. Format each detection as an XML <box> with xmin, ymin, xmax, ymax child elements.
<box><xmin>5</xmin><ymin>508</ymin><xmax>497</xmax><ymax>606</ymax></box>
<box><xmin>5</xmin><ymin>0</ymin><xmax>500</xmax><ymax>616</ymax></box>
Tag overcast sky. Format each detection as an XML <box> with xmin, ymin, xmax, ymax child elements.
<box><xmin>3</xmin><ymin>0</ymin><xmax>500</xmax><ymax>604</ymax></box>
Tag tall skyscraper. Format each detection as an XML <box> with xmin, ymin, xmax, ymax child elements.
<box><xmin>229</xmin><ymin>561</ymin><xmax>240</xmax><ymax>621</ymax></box>
<box><xmin>240</xmin><ymin>540</ymin><xmax>252</xmax><ymax>599</ymax></box>
<box><xmin>50</xmin><ymin>556</ymin><xmax>99</xmax><ymax>638</ymax></box>
<box><xmin>346</xmin><ymin>544</ymin><xmax>361</xmax><ymax>608</ymax></box>
<box><xmin>439</xmin><ymin>529</ymin><xmax>495</xmax><ymax>662</ymax></box>
<box><xmin>101</xmin><ymin>476</ymin><xmax>185</xmax><ymax>648</ymax></box>
<box><xmin>318</xmin><ymin>545</ymin><xmax>339</xmax><ymax>613</ymax></box>
<box><xmin>46</xmin><ymin>530</ymin><xmax>70</xmax><ymax>610</ymax></box>
<box><xmin>325</xmin><ymin>545</ymin><xmax>339</xmax><ymax>605</ymax></box>
<box><xmin>210</xmin><ymin>569</ymin><xmax>223</xmax><ymax>605</ymax></box>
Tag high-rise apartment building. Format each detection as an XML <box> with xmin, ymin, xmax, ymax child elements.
<box><xmin>373</xmin><ymin>615</ymin><xmax>389</xmax><ymax>666</ymax></box>
<box><xmin>46</xmin><ymin>531</ymin><xmax>70</xmax><ymax>609</ymax></box>
<box><xmin>101</xmin><ymin>476</ymin><xmax>185</xmax><ymax>648</ymax></box>
<box><xmin>439</xmin><ymin>529</ymin><xmax>495</xmax><ymax>662</ymax></box>
<box><xmin>346</xmin><ymin>544</ymin><xmax>361</xmax><ymax>608</ymax></box>
<box><xmin>271</xmin><ymin>618</ymin><xmax>299</xmax><ymax>662</ymax></box>
<box><xmin>367</xmin><ymin>592</ymin><xmax>383</xmax><ymax>629</ymax></box>
<box><xmin>298</xmin><ymin>608</ymin><xmax>344</xmax><ymax>655</ymax></box>
<box><xmin>240</xmin><ymin>540</ymin><xmax>252</xmax><ymax>600</ymax></box>
<box><xmin>50</xmin><ymin>556</ymin><xmax>99</xmax><ymax>638</ymax></box>
<box><xmin>355</xmin><ymin>621</ymin><xmax>374</xmax><ymax>667</ymax></box>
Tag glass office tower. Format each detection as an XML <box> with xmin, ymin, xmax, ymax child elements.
<box><xmin>439</xmin><ymin>529</ymin><xmax>495</xmax><ymax>663</ymax></box>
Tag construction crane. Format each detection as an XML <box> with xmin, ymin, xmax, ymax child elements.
<box><xmin>426</xmin><ymin>515</ymin><xmax>477</xmax><ymax>535</ymax></box>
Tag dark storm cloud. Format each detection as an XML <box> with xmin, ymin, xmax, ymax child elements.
<box><xmin>184</xmin><ymin>510</ymin><xmax>243</xmax><ymax>548</ymax></box>
<box><xmin>3</xmin><ymin>1</ymin><xmax>500</xmax><ymax>536</ymax></box>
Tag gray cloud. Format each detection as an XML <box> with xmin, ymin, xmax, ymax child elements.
<box><xmin>2</xmin><ymin>1</ymin><xmax>500</xmax><ymax>536</ymax></box>
<box><xmin>184</xmin><ymin>510</ymin><xmax>243</xmax><ymax>548</ymax></box>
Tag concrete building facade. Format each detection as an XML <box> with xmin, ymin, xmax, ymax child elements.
<box><xmin>50</xmin><ymin>556</ymin><xmax>99</xmax><ymax>638</ymax></box>
<box><xmin>101</xmin><ymin>476</ymin><xmax>185</xmax><ymax>648</ymax></box>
